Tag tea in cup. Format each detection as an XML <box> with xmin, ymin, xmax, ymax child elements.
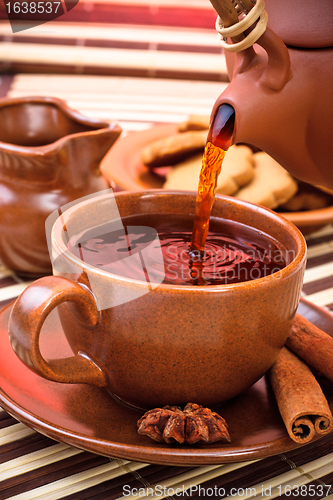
<box><xmin>9</xmin><ymin>190</ymin><xmax>306</xmax><ymax>409</ymax></box>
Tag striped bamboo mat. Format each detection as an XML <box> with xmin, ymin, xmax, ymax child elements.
<box><xmin>1</xmin><ymin>4</ymin><xmax>333</xmax><ymax>495</ymax></box>
<box><xmin>3</xmin><ymin>73</ymin><xmax>228</xmax><ymax>132</ymax></box>
<box><xmin>0</xmin><ymin>0</ymin><xmax>227</xmax><ymax>80</ymax></box>
<box><xmin>0</xmin><ymin>397</ymin><xmax>333</xmax><ymax>498</ymax></box>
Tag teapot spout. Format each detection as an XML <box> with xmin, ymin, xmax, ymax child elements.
<box><xmin>210</xmin><ymin>26</ymin><xmax>295</xmax><ymax>148</ymax></box>
<box><xmin>207</xmin><ymin>103</ymin><xmax>235</xmax><ymax>151</ymax></box>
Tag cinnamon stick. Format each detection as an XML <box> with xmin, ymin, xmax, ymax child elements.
<box><xmin>286</xmin><ymin>314</ymin><xmax>333</xmax><ymax>383</ymax></box>
<box><xmin>268</xmin><ymin>347</ymin><xmax>333</xmax><ymax>443</ymax></box>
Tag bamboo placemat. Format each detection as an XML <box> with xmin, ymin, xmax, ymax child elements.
<box><xmin>0</xmin><ymin>0</ymin><xmax>227</xmax><ymax>79</ymax></box>
<box><xmin>1</xmin><ymin>6</ymin><xmax>333</xmax><ymax>494</ymax></box>
<box><xmin>0</xmin><ymin>403</ymin><xmax>333</xmax><ymax>498</ymax></box>
<box><xmin>4</xmin><ymin>73</ymin><xmax>228</xmax><ymax>132</ymax></box>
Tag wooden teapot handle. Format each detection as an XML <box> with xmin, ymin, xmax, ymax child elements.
<box><xmin>8</xmin><ymin>276</ymin><xmax>107</xmax><ymax>387</ymax></box>
<box><xmin>210</xmin><ymin>0</ymin><xmax>291</xmax><ymax>91</ymax></box>
<box><xmin>209</xmin><ymin>0</ymin><xmax>256</xmax><ymax>37</ymax></box>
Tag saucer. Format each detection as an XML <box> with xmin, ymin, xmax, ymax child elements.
<box><xmin>0</xmin><ymin>299</ymin><xmax>332</xmax><ymax>466</ymax></box>
<box><xmin>101</xmin><ymin>125</ymin><xmax>333</xmax><ymax>235</ymax></box>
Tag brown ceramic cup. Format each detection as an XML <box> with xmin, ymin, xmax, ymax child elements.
<box><xmin>8</xmin><ymin>190</ymin><xmax>306</xmax><ymax>410</ymax></box>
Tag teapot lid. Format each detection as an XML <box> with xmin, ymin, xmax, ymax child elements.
<box><xmin>265</xmin><ymin>0</ymin><xmax>333</xmax><ymax>48</ymax></box>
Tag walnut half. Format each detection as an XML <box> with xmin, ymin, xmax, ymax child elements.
<box><xmin>137</xmin><ymin>402</ymin><xmax>230</xmax><ymax>445</ymax></box>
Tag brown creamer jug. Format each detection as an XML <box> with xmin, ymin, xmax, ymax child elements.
<box><xmin>0</xmin><ymin>96</ymin><xmax>121</xmax><ymax>277</ymax></box>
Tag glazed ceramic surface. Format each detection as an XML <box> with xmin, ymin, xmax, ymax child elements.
<box><xmin>212</xmin><ymin>1</ymin><xmax>333</xmax><ymax>189</ymax></box>
<box><xmin>9</xmin><ymin>190</ymin><xmax>306</xmax><ymax>410</ymax></box>
<box><xmin>263</xmin><ymin>0</ymin><xmax>333</xmax><ymax>48</ymax></box>
<box><xmin>2</xmin><ymin>298</ymin><xmax>332</xmax><ymax>465</ymax></box>
<box><xmin>0</xmin><ymin>96</ymin><xmax>122</xmax><ymax>277</ymax></box>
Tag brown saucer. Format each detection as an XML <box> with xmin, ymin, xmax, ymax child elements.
<box><xmin>0</xmin><ymin>299</ymin><xmax>332</xmax><ymax>466</ymax></box>
<box><xmin>101</xmin><ymin>125</ymin><xmax>333</xmax><ymax>235</ymax></box>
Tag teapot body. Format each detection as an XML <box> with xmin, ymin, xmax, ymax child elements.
<box><xmin>213</xmin><ymin>1</ymin><xmax>333</xmax><ymax>188</ymax></box>
<box><xmin>0</xmin><ymin>96</ymin><xmax>121</xmax><ymax>277</ymax></box>
<box><xmin>263</xmin><ymin>0</ymin><xmax>333</xmax><ymax>48</ymax></box>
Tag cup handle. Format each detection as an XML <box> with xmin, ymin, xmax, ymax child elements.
<box><xmin>8</xmin><ymin>276</ymin><xmax>108</xmax><ymax>387</ymax></box>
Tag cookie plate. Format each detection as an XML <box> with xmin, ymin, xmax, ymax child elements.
<box><xmin>101</xmin><ymin>125</ymin><xmax>333</xmax><ymax>235</ymax></box>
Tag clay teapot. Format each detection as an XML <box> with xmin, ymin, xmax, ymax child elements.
<box><xmin>0</xmin><ymin>96</ymin><xmax>122</xmax><ymax>277</ymax></box>
<box><xmin>210</xmin><ymin>0</ymin><xmax>333</xmax><ymax>189</ymax></box>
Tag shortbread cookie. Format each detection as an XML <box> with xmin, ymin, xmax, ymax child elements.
<box><xmin>235</xmin><ymin>152</ymin><xmax>298</xmax><ymax>209</ymax></box>
<box><xmin>141</xmin><ymin>130</ymin><xmax>207</xmax><ymax>169</ymax></box>
<box><xmin>315</xmin><ymin>185</ymin><xmax>333</xmax><ymax>196</ymax></box>
<box><xmin>164</xmin><ymin>145</ymin><xmax>254</xmax><ymax>195</ymax></box>
<box><xmin>216</xmin><ymin>145</ymin><xmax>254</xmax><ymax>194</ymax></box>
<box><xmin>163</xmin><ymin>153</ymin><xmax>205</xmax><ymax>192</ymax></box>
<box><xmin>280</xmin><ymin>182</ymin><xmax>333</xmax><ymax>211</ymax></box>
<box><xmin>177</xmin><ymin>115</ymin><xmax>210</xmax><ymax>132</ymax></box>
